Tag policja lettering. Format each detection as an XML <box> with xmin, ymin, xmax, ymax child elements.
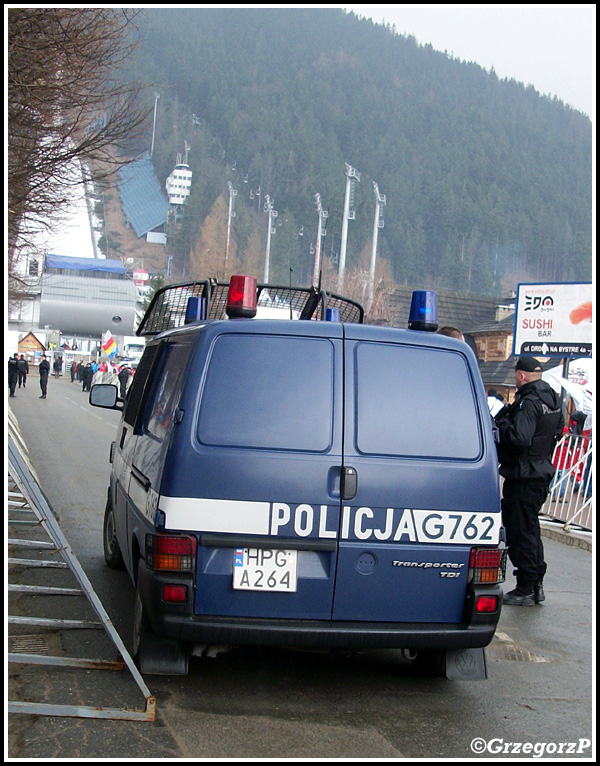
<box><xmin>269</xmin><ymin>503</ymin><xmax>499</xmax><ymax>544</ymax></box>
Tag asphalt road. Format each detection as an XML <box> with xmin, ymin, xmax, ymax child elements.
<box><xmin>7</xmin><ymin>376</ymin><xmax>595</xmax><ymax>760</ymax></box>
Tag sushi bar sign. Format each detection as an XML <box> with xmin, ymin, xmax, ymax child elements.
<box><xmin>513</xmin><ymin>282</ymin><xmax>592</xmax><ymax>357</ymax></box>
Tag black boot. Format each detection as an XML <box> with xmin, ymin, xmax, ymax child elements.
<box><xmin>533</xmin><ymin>581</ymin><xmax>545</xmax><ymax>604</ymax></box>
<box><xmin>503</xmin><ymin>588</ymin><xmax>535</xmax><ymax>606</ymax></box>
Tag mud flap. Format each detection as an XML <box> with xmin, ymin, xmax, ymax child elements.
<box><xmin>445</xmin><ymin>647</ymin><xmax>487</xmax><ymax>680</ymax></box>
<box><xmin>137</xmin><ymin>633</ymin><xmax>189</xmax><ymax>676</ymax></box>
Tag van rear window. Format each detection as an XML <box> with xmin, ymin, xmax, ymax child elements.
<box><xmin>197</xmin><ymin>335</ymin><xmax>335</xmax><ymax>452</ymax></box>
<box><xmin>354</xmin><ymin>343</ymin><xmax>481</xmax><ymax>459</ymax></box>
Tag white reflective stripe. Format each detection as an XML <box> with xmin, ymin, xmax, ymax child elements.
<box><xmin>158</xmin><ymin>496</ymin><xmax>270</xmax><ymax>534</ymax></box>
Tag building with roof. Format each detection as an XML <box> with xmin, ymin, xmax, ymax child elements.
<box><xmin>7</xmin><ymin>254</ymin><xmax>139</xmax><ymax>366</ymax></box>
<box><xmin>118</xmin><ymin>157</ymin><xmax>169</xmax><ymax>244</ymax></box>
<box><xmin>39</xmin><ymin>254</ymin><xmax>137</xmax><ymax>337</ymax></box>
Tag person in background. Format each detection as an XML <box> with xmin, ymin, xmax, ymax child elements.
<box><xmin>495</xmin><ymin>357</ymin><xmax>564</xmax><ymax>607</ymax></box>
<box><xmin>8</xmin><ymin>353</ymin><xmax>19</xmax><ymax>397</ymax></box>
<box><xmin>70</xmin><ymin>361</ymin><xmax>77</xmax><ymax>382</ymax></box>
<box><xmin>39</xmin><ymin>354</ymin><xmax>50</xmax><ymax>399</ymax></box>
<box><xmin>118</xmin><ymin>364</ymin><xmax>132</xmax><ymax>399</ymax></box>
<box><xmin>81</xmin><ymin>362</ymin><xmax>93</xmax><ymax>392</ymax></box>
<box><xmin>17</xmin><ymin>354</ymin><xmax>29</xmax><ymax>388</ymax></box>
<box><xmin>437</xmin><ymin>325</ymin><xmax>465</xmax><ymax>341</ymax></box>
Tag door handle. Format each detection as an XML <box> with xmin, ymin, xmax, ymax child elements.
<box><xmin>341</xmin><ymin>466</ymin><xmax>357</xmax><ymax>500</ymax></box>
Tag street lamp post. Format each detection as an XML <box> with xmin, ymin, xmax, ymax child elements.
<box><xmin>263</xmin><ymin>195</ymin><xmax>278</xmax><ymax>282</ymax></box>
<box><xmin>311</xmin><ymin>193</ymin><xmax>329</xmax><ymax>288</ymax></box>
<box><xmin>368</xmin><ymin>182</ymin><xmax>386</xmax><ymax>311</ymax></box>
<box><xmin>337</xmin><ymin>163</ymin><xmax>361</xmax><ymax>292</ymax></box>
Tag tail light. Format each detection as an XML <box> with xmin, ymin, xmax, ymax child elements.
<box><xmin>226</xmin><ymin>275</ymin><xmax>257</xmax><ymax>318</ymax></box>
<box><xmin>469</xmin><ymin>547</ymin><xmax>507</xmax><ymax>584</ymax></box>
<box><xmin>162</xmin><ymin>585</ymin><xmax>188</xmax><ymax>603</ymax></box>
<box><xmin>146</xmin><ymin>534</ymin><xmax>196</xmax><ymax>572</ymax></box>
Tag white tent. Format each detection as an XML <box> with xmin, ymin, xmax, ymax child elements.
<box><xmin>543</xmin><ymin>359</ymin><xmax>593</xmax><ymax>427</ymax></box>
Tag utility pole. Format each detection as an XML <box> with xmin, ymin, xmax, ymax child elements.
<box><xmin>311</xmin><ymin>193</ymin><xmax>329</xmax><ymax>288</ymax></box>
<box><xmin>224</xmin><ymin>181</ymin><xmax>237</xmax><ymax>279</ymax></box>
<box><xmin>368</xmin><ymin>182</ymin><xmax>386</xmax><ymax>312</ymax></box>
<box><xmin>337</xmin><ymin>163</ymin><xmax>361</xmax><ymax>292</ymax></box>
<box><xmin>263</xmin><ymin>195</ymin><xmax>278</xmax><ymax>282</ymax></box>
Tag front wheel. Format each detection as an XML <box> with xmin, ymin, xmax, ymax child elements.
<box><xmin>103</xmin><ymin>494</ymin><xmax>125</xmax><ymax>569</ymax></box>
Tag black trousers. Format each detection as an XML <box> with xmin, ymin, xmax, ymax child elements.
<box><xmin>40</xmin><ymin>373</ymin><xmax>48</xmax><ymax>396</ymax></box>
<box><xmin>501</xmin><ymin>478</ymin><xmax>549</xmax><ymax>592</ymax></box>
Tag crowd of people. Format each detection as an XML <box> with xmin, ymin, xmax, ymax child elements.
<box><xmin>8</xmin><ymin>355</ymin><xmax>136</xmax><ymax>399</ymax></box>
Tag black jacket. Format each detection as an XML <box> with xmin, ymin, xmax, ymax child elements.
<box><xmin>495</xmin><ymin>379</ymin><xmax>564</xmax><ymax>482</ymax></box>
<box><xmin>8</xmin><ymin>357</ymin><xmax>19</xmax><ymax>378</ymax></box>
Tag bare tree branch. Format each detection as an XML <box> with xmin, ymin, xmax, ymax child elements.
<box><xmin>8</xmin><ymin>8</ymin><xmax>152</xmax><ymax>290</ymax></box>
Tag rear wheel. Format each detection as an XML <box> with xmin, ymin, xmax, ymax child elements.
<box><xmin>103</xmin><ymin>494</ymin><xmax>125</xmax><ymax>569</ymax></box>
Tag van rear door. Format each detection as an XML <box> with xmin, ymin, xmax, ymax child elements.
<box><xmin>160</xmin><ymin>321</ymin><xmax>345</xmax><ymax>621</ymax></box>
<box><xmin>332</xmin><ymin>327</ymin><xmax>501</xmax><ymax>623</ymax></box>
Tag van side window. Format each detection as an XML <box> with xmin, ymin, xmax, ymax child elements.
<box><xmin>145</xmin><ymin>341</ymin><xmax>193</xmax><ymax>439</ymax></box>
<box><xmin>197</xmin><ymin>334</ymin><xmax>335</xmax><ymax>452</ymax></box>
<box><xmin>123</xmin><ymin>343</ymin><xmax>161</xmax><ymax>428</ymax></box>
<box><xmin>354</xmin><ymin>343</ymin><xmax>481</xmax><ymax>460</ymax></box>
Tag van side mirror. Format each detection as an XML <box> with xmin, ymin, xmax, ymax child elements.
<box><xmin>89</xmin><ymin>383</ymin><xmax>123</xmax><ymax>411</ymax></box>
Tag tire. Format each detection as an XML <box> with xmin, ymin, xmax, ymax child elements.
<box><xmin>103</xmin><ymin>494</ymin><xmax>125</xmax><ymax>569</ymax></box>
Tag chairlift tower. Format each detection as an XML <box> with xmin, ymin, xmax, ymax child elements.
<box><xmin>368</xmin><ymin>182</ymin><xmax>386</xmax><ymax>311</ymax></box>
<box><xmin>262</xmin><ymin>195</ymin><xmax>278</xmax><ymax>282</ymax></box>
<box><xmin>224</xmin><ymin>181</ymin><xmax>237</xmax><ymax>279</ymax></box>
<box><xmin>311</xmin><ymin>193</ymin><xmax>329</xmax><ymax>288</ymax></box>
<box><xmin>150</xmin><ymin>92</ymin><xmax>160</xmax><ymax>157</ymax></box>
<box><xmin>337</xmin><ymin>163</ymin><xmax>361</xmax><ymax>292</ymax></box>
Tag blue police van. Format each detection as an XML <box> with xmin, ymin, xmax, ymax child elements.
<box><xmin>90</xmin><ymin>276</ymin><xmax>506</xmax><ymax>678</ymax></box>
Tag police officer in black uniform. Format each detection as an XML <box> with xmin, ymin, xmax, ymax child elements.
<box><xmin>495</xmin><ymin>356</ymin><xmax>564</xmax><ymax>606</ymax></box>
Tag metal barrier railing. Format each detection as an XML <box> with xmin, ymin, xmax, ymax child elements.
<box><xmin>541</xmin><ymin>434</ymin><xmax>593</xmax><ymax>532</ymax></box>
<box><xmin>7</xmin><ymin>429</ymin><xmax>156</xmax><ymax>721</ymax></box>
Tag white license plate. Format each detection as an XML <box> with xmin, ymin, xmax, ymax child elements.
<box><xmin>233</xmin><ymin>547</ymin><xmax>298</xmax><ymax>592</ymax></box>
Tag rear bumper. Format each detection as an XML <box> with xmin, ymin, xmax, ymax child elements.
<box><xmin>138</xmin><ymin>562</ymin><xmax>502</xmax><ymax>651</ymax></box>
<box><xmin>168</xmin><ymin>615</ymin><xmax>497</xmax><ymax>650</ymax></box>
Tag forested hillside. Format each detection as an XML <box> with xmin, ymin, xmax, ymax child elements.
<box><xmin>129</xmin><ymin>7</ymin><xmax>592</xmax><ymax>295</ymax></box>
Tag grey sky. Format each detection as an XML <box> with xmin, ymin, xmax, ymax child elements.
<box><xmin>343</xmin><ymin>4</ymin><xmax>596</xmax><ymax>121</ymax></box>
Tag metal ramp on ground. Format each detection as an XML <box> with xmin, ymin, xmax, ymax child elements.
<box><xmin>7</xmin><ymin>432</ymin><xmax>155</xmax><ymax>721</ymax></box>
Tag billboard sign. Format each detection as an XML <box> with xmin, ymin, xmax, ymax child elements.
<box><xmin>513</xmin><ymin>282</ymin><xmax>593</xmax><ymax>357</ymax></box>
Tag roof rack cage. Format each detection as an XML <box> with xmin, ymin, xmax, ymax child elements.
<box><xmin>137</xmin><ymin>279</ymin><xmax>364</xmax><ymax>337</ymax></box>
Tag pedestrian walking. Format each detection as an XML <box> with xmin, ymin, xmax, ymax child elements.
<box><xmin>8</xmin><ymin>353</ymin><xmax>19</xmax><ymax>397</ymax></box>
<box><xmin>81</xmin><ymin>362</ymin><xmax>93</xmax><ymax>392</ymax></box>
<box><xmin>17</xmin><ymin>354</ymin><xmax>29</xmax><ymax>388</ymax></box>
<box><xmin>118</xmin><ymin>364</ymin><xmax>132</xmax><ymax>399</ymax></box>
<box><xmin>495</xmin><ymin>357</ymin><xmax>564</xmax><ymax>606</ymax></box>
<box><xmin>70</xmin><ymin>361</ymin><xmax>77</xmax><ymax>382</ymax></box>
<box><xmin>39</xmin><ymin>354</ymin><xmax>50</xmax><ymax>399</ymax></box>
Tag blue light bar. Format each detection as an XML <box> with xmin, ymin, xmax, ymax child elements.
<box><xmin>325</xmin><ymin>307</ymin><xmax>341</xmax><ymax>322</ymax></box>
<box><xmin>185</xmin><ymin>296</ymin><xmax>206</xmax><ymax>324</ymax></box>
<box><xmin>408</xmin><ymin>290</ymin><xmax>438</xmax><ymax>332</ymax></box>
